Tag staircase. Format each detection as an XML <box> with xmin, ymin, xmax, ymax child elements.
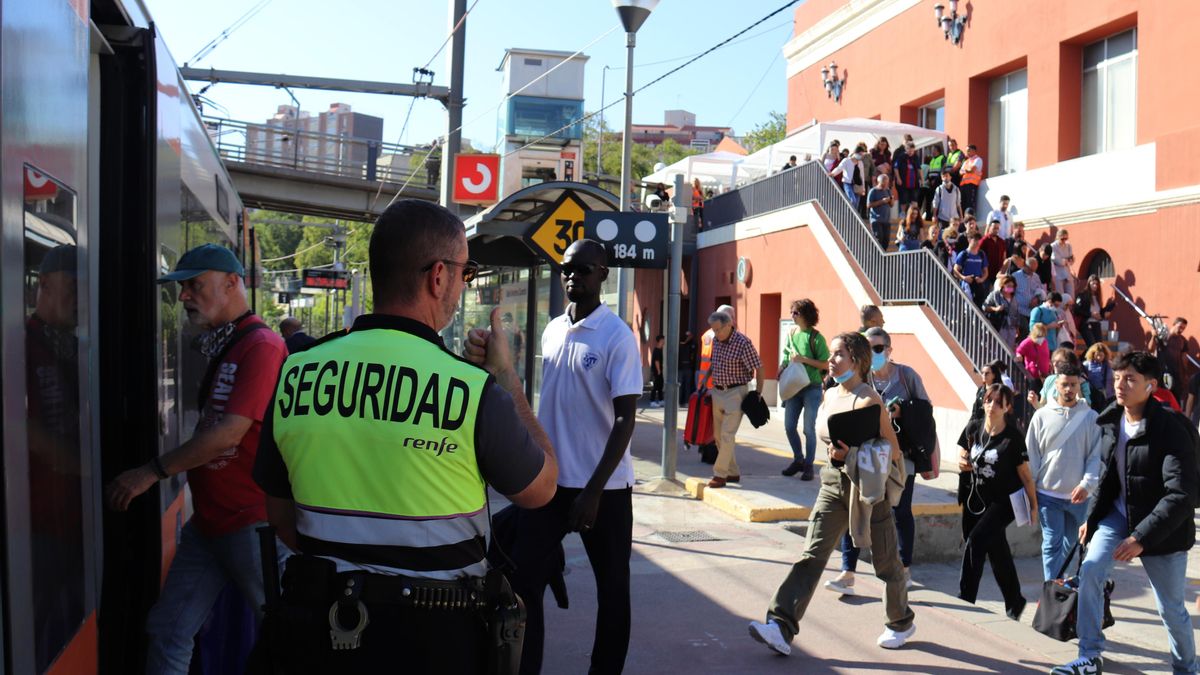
<box><xmin>706</xmin><ymin>162</ymin><xmax>1028</xmax><ymax>400</ymax></box>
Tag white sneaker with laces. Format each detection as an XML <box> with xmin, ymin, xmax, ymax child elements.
<box><xmin>1050</xmin><ymin>656</ymin><xmax>1103</xmax><ymax>675</ymax></box>
<box><xmin>876</xmin><ymin>623</ymin><xmax>916</xmax><ymax>649</ymax></box>
<box><xmin>747</xmin><ymin>620</ymin><xmax>791</xmax><ymax>656</ymax></box>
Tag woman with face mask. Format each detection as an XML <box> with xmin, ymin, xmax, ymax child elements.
<box><xmin>982</xmin><ymin>274</ymin><xmax>1019</xmax><ymax>349</ymax></box>
<box><xmin>827</xmin><ymin>328</ymin><xmax>940</xmax><ymax>596</ymax></box>
<box><xmin>749</xmin><ymin>332</ymin><xmax>916</xmax><ymax>656</ymax></box>
<box><xmin>1016</xmin><ymin>322</ymin><xmax>1052</xmax><ymax>392</ymax></box>
<box><xmin>956</xmin><ymin>384</ymin><xmax>1037</xmax><ymax>620</ymax></box>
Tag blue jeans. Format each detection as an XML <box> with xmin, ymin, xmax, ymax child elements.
<box><xmin>1038</xmin><ymin>492</ymin><xmax>1089</xmax><ymax>581</ymax></box>
<box><xmin>1078</xmin><ymin>509</ymin><xmax>1197</xmax><ymax>673</ymax></box>
<box><xmin>783</xmin><ymin>385</ymin><xmax>822</xmax><ymax>467</ymax></box>
<box><xmin>842</xmin><ymin>182</ymin><xmax>860</xmax><ymax>209</ymax></box>
<box><xmin>145</xmin><ymin>520</ymin><xmax>289</xmax><ymax>675</ymax></box>
<box><xmin>842</xmin><ymin>473</ymin><xmax>916</xmax><ymax>570</ymax></box>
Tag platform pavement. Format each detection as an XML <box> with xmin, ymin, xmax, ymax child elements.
<box><xmin>625</xmin><ymin>403</ymin><xmax>1200</xmax><ymax>674</ymax></box>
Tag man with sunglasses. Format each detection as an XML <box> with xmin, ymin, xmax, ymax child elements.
<box><xmin>252</xmin><ymin>200</ymin><xmax>558</xmax><ymax>672</ymax></box>
<box><xmin>474</xmin><ymin>239</ymin><xmax>642</xmax><ymax>675</ymax></box>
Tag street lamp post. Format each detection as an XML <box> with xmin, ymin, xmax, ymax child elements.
<box><xmin>612</xmin><ymin>0</ymin><xmax>657</xmax><ymax>324</ymax></box>
<box><xmin>597</xmin><ymin>64</ymin><xmax>610</xmax><ymax>182</ymax></box>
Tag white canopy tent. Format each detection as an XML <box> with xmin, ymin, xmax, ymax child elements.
<box><xmin>640</xmin><ymin>150</ymin><xmax>748</xmax><ymax>193</ymax></box>
<box><xmin>737</xmin><ymin>118</ymin><xmax>950</xmax><ymax>184</ymax></box>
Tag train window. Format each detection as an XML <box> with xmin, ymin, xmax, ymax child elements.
<box><xmin>22</xmin><ymin>165</ymin><xmax>86</xmax><ymax>673</ymax></box>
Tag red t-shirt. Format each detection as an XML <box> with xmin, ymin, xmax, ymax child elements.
<box><xmin>189</xmin><ymin>317</ymin><xmax>287</xmax><ymax>537</ymax></box>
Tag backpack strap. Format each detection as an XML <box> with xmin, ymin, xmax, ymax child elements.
<box><xmin>196</xmin><ymin>320</ymin><xmax>271</xmax><ymax>410</ymax></box>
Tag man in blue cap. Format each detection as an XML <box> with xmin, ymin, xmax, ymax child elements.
<box><xmin>104</xmin><ymin>243</ymin><xmax>288</xmax><ymax>675</ymax></box>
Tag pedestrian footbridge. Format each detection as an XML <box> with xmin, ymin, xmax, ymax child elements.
<box><xmin>204</xmin><ymin>116</ymin><xmax>438</xmax><ymax>221</ymax></box>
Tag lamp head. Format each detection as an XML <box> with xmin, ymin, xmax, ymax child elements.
<box><xmin>934</xmin><ymin>3</ymin><xmax>945</xmax><ymax>21</ymax></box>
<box><xmin>612</xmin><ymin>0</ymin><xmax>659</xmax><ymax>34</ymax></box>
<box><xmin>949</xmin><ymin>0</ymin><xmax>959</xmax><ymax>14</ymax></box>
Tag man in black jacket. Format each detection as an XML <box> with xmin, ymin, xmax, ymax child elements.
<box><xmin>1053</xmin><ymin>351</ymin><xmax>1198</xmax><ymax>675</ymax></box>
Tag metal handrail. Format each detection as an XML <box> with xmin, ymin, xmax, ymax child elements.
<box><xmin>705</xmin><ymin>162</ymin><xmax>1029</xmax><ymax>406</ymax></box>
<box><xmin>202</xmin><ymin>116</ymin><xmax>432</xmax><ymax>186</ymax></box>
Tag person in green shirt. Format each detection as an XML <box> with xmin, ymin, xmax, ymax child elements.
<box><xmin>781</xmin><ymin>299</ymin><xmax>831</xmax><ymax>480</ymax></box>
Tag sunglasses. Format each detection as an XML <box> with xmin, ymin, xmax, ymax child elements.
<box><xmin>870</xmin><ymin>344</ymin><xmax>888</xmax><ymax>353</ymax></box>
<box><xmin>560</xmin><ymin>263</ymin><xmax>602</xmax><ymax>278</ymax></box>
<box><xmin>422</xmin><ymin>258</ymin><xmax>479</xmax><ymax>284</ymax></box>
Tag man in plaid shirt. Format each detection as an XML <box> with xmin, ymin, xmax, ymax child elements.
<box><xmin>706</xmin><ymin>310</ymin><xmax>764</xmax><ymax>488</ymax></box>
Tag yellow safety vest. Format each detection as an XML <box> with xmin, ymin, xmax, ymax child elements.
<box><xmin>272</xmin><ymin>320</ymin><xmax>490</xmax><ymax>579</ymax></box>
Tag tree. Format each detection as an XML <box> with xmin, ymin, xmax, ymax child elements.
<box><xmin>580</xmin><ymin>114</ymin><xmax>702</xmax><ymax>194</ymax></box>
<box><xmin>742</xmin><ymin>111</ymin><xmax>787</xmax><ymax>153</ymax></box>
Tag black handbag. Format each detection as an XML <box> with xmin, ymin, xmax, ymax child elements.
<box><xmin>1032</xmin><ymin>542</ymin><xmax>1115</xmax><ymax>641</ymax></box>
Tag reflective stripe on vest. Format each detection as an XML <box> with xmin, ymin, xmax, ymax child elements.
<box><xmin>272</xmin><ymin>329</ymin><xmax>490</xmax><ymax>579</ymax></box>
<box><xmin>961</xmin><ymin>157</ymin><xmax>982</xmax><ymax>186</ymax></box>
<box><xmin>928</xmin><ymin>155</ymin><xmax>945</xmax><ymax>172</ymax></box>
<box><xmin>696</xmin><ymin>329</ymin><xmax>714</xmax><ymax>389</ymax></box>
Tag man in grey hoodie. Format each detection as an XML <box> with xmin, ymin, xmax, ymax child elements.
<box><xmin>1026</xmin><ymin>362</ymin><xmax>1103</xmax><ymax>581</ymax></box>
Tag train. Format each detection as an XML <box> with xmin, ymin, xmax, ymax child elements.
<box><xmin>1</xmin><ymin>0</ymin><xmax>252</xmax><ymax>672</ymax></box>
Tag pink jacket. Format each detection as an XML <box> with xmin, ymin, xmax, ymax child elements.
<box><xmin>1016</xmin><ymin>337</ymin><xmax>1051</xmax><ymax>379</ymax></box>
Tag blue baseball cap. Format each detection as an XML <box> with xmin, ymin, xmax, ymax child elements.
<box><xmin>157</xmin><ymin>243</ymin><xmax>244</xmax><ymax>283</ymax></box>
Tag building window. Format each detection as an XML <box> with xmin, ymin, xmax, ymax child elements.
<box><xmin>988</xmin><ymin>69</ymin><xmax>1028</xmax><ymax>176</ymax></box>
<box><xmin>918</xmin><ymin>100</ymin><xmax>944</xmax><ymax>132</ymax></box>
<box><xmin>1085</xmin><ymin>249</ymin><xmax>1116</xmax><ymax>279</ymax></box>
<box><xmin>1082</xmin><ymin>29</ymin><xmax>1137</xmax><ymax>156</ymax></box>
<box><xmin>918</xmin><ymin>100</ymin><xmax>945</xmax><ymax>162</ymax></box>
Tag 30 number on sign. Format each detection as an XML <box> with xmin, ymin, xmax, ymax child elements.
<box><xmin>554</xmin><ymin>218</ymin><xmax>583</xmax><ymax>255</ymax></box>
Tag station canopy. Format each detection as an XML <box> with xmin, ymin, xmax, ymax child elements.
<box><xmin>462</xmin><ymin>181</ymin><xmax>620</xmax><ymax>267</ymax></box>
<box><xmin>642</xmin><ymin>118</ymin><xmax>949</xmax><ymax>191</ymax></box>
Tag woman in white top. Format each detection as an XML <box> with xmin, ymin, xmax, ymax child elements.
<box><xmin>1051</xmin><ymin>229</ymin><xmax>1075</xmax><ymax>298</ymax></box>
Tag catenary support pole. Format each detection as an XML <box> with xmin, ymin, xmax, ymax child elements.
<box><xmin>440</xmin><ymin>0</ymin><xmax>467</xmax><ymax>215</ymax></box>
<box><xmin>661</xmin><ymin>173</ymin><xmax>685</xmax><ymax>481</ymax></box>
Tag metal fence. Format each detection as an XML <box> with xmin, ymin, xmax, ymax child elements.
<box><xmin>202</xmin><ymin>116</ymin><xmax>430</xmax><ymax>186</ymax></box>
<box><xmin>706</xmin><ymin>162</ymin><xmax>1029</xmax><ymax>409</ymax></box>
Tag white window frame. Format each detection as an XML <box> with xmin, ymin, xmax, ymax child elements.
<box><xmin>918</xmin><ymin>100</ymin><xmax>945</xmax><ymax>132</ymax></box>
<box><xmin>1081</xmin><ymin>28</ymin><xmax>1138</xmax><ymax>156</ymax></box>
<box><xmin>988</xmin><ymin>69</ymin><xmax>1028</xmax><ymax>176</ymax></box>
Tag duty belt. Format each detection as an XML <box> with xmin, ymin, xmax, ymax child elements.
<box><xmin>351</xmin><ymin>572</ymin><xmax>488</xmax><ymax>611</ymax></box>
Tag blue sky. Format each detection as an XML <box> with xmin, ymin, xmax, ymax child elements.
<box><xmin>145</xmin><ymin>0</ymin><xmax>794</xmax><ymax>151</ymax></box>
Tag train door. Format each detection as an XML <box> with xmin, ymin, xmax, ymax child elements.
<box><xmin>1</xmin><ymin>3</ymin><xmax>99</xmax><ymax>673</ymax></box>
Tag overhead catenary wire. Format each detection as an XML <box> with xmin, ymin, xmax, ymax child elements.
<box><xmin>188</xmin><ymin>0</ymin><xmax>274</xmax><ymax>65</ymax></box>
<box><xmin>504</xmin><ymin>0</ymin><xmax>801</xmax><ymax>160</ymax></box>
<box><xmin>420</xmin><ymin>0</ymin><xmax>482</xmax><ymax>73</ymax></box>
<box><xmin>726</xmin><ymin>50</ymin><xmax>783</xmax><ymax>128</ymax></box>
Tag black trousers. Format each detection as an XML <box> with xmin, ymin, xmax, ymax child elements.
<box><xmin>651</xmin><ymin>374</ymin><xmax>663</xmax><ymax>402</ymax></box>
<box><xmin>510</xmin><ymin>487</ymin><xmax>633</xmax><ymax>675</ymax></box>
<box><xmin>959</xmin><ymin>499</ymin><xmax>1024</xmax><ymax>617</ymax></box>
<box><xmin>254</xmin><ymin>574</ymin><xmax>489</xmax><ymax>673</ymax></box>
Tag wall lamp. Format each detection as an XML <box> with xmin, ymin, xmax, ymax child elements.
<box><xmin>820</xmin><ymin>61</ymin><xmax>845</xmax><ymax>103</ymax></box>
<box><xmin>934</xmin><ymin>1</ymin><xmax>968</xmax><ymax>45</ymax></box>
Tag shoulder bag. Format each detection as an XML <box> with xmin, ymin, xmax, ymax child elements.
<box><xmin>1032</xmin><ymin>542</ymin><xmax>1115</xmax><ymax>641</ymax></box>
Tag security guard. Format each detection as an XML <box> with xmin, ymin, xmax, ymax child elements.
<box><xmin>252</xmin><ymin>199</ymin><xmax>558</xmax><ymax>673</ymax></box>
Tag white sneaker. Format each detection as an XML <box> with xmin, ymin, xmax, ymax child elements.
<box><xmin>1050</xmin><ymin>656</ymin><xmax>1103</xmax><ymax>674</ymax></box>
<box><xmin>876</xmin><ymin>623</ymin><xmax>916</xmax><ymax>649</ymax></box>
<box><xmin>748</xmin><ymin>620</ymin><xmax>791</xmax><ymax>656</ymax></box>
<box><xmin>904</xmin><ymin>567</ymin><xmax>914</xmax><ymax>589</ymax></box>
<box><xmin>823</xmin><ymin>572</ymin><xmax>856</xmax><ymax>596</ymax></box>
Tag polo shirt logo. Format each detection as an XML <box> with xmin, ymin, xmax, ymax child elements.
<box><xmin>582</xmin><ymin>352</ymin><xmax>600</xmax><ymax>371</ymax></box>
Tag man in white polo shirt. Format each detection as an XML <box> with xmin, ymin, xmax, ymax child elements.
<box><xmin>509</xmin><ymin>239</ymin><xmax>641</xmax><ymax>675</ymax></box>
